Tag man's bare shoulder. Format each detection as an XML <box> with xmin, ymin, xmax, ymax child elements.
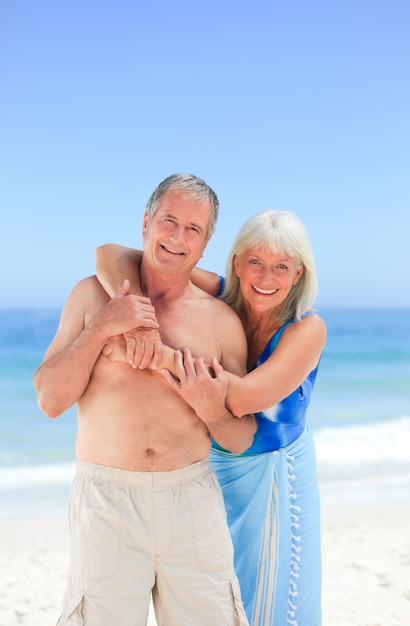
<box><xmin>190</xmin><ymin>284</ymin><xmax>243</xmax><ymax>330</ymax></box>
<box><xmin>69</xmin><ymin>275</ymin><xmax>108</xmax><ymax>300</ymax></box>
<box><xmin>192</xmin><ymin>284</ymin><xmax>237</xmax><ymax>312</ymax></box>
<box><xmin>61</xmin><ymin>275</ymin><xmax>109</xmax><ymax>324</ymax></box>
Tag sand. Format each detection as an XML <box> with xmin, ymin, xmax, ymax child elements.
<box><xmin>0</xmin><ymin>501</ymin><xmax>409</xmax><ymax>626</ymax></box>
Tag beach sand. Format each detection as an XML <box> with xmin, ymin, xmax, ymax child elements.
<box><xmin>0</xmin><ymin>501</ymin><xmax>409</xmax><ymax>626</ymax></box>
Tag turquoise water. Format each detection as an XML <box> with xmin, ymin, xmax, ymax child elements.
<box><xmin>0</xmin><ymin>308</ymin><xmax>409</xmax><ymax>517</ymax></box>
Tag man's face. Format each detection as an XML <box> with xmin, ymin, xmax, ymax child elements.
<box><xmin>142</xmin><ymin>189</ymin><xmax>212</xmax><ymax>275</ymax></box>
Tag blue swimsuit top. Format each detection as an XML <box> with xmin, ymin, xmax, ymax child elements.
<box><xmin>213</xmin><ymin>278</ymin><xmax>320</xmax><ymax>455</ymax></box>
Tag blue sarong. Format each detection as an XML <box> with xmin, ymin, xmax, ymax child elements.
<box><xmin>211</xmin><ymin>426</ymin><xmax>322</xmax><ymax>626</ymax></box>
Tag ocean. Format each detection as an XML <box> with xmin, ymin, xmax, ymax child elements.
<box><xmin>0</xmin><ymin>308</ymin><xmax>409</xmax><ymax>518</ymax></box>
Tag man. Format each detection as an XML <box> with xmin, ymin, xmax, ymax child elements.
<box><xmin>34</xmin><ymin>173</ymin><xmax>255</xmax><ymax>626</ymax></box>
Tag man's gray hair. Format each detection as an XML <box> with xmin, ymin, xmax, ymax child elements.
<box><xmin>145</xmin><ymin>173</ymin><xmax>219</xmax><ymax>240</ymax></box>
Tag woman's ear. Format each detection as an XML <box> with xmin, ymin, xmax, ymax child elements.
<box><xmin>292</xmin><ymin>264</ymin><xmax>304</xmax><ymax>285</ymax></box>
<box><xmin>233</xmin><ymin>254</ymin><xmax>241</xmax><ymax>277</ymax></box>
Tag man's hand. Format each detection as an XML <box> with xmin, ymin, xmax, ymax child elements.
<box><xmin>123</xmin><ymin>327</ymin><xmax>164</xmax><ymax>369</ymax></box>
<box><xmin>101</xmin><ymin>280</ymin><xmax>164</xmax><ymax>369</ymax></box>
<box><xmin>98</xmin><ymin>279</ymin><xmax>159</xmax><ymax>336</ymax></box>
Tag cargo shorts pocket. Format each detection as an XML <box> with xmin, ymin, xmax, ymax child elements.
<box><xmin>56</xmin><ymin>589</ymin><xmax>84</xmax><ymax>625</ymax></box>
<box><xmin>230</xmin><ymin>577</ymin><xmax>249</xmax><ymax>626</ymax></box>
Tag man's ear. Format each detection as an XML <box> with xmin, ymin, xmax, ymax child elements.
<box><xmin>142</xmin><ymin>210</ymin><xmax>149</xmax><ymax>236</ymax></box>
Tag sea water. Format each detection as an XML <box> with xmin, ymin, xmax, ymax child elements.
<box><xmin>0</xmin><ymin>308</ymin><xmax>409</xmax><ymax>518</ymax></box>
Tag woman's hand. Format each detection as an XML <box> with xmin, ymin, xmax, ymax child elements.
<box><xmin>160</xmin><ymin>347</ymin><xmax>228</xmax><ymax>424</ymax></box>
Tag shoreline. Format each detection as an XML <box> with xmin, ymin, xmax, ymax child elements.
<box><xmin>1</xmin><ymin>499</ymin><xmax>409</xmax><ymax>625</ymax></box>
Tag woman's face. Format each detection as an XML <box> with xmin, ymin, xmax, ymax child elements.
<box><xmin>234</xmin><ymin>246</ymin><xmax>304</xmax><ymax>313</ymax></box>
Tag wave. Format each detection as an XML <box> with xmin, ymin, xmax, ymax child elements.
<box><xmin>314</xmin><ymin>414</ymin><xmax>410</xmax><ymax>481</ymax></box>
<box><xmin>1</xmin><ymin>416</ymin><xmax>409</xmax><ymax>489</ymax></box>
<box><xmin>1</xmin><ymin>418</ymin><xmax>409</xmax><ymax>516</ymax></box>
<box><xmin>0</xmin><ymin>461</ymin><xmax>76</xmax><ymax>489</ymax></box>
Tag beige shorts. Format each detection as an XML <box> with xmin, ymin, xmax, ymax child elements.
<box><xmin>57</xmin><ymin>459</ymin><xmax>248</xmax><ymax>626</ymax></box>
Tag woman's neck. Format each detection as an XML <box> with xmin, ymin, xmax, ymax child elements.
<box><xmin>241</xmin><ymin>306</ymin><xmax>283</xmax><ymax>369</ymax></box>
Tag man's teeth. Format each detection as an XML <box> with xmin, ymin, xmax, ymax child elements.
<box><xmin>252</xmin><ymin>285</ymin><xmax>277</xmax><ymax>295</ymax></box>
<box><xmin>162</xmin><ymin>245</ymin><xmax>184</xmax><ymax>255</ymax></box>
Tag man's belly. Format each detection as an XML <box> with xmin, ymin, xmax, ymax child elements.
<box><xmin>76</xmin><ymin>362</ymin><xmax>211</xmax><ymax>471</ymax></box>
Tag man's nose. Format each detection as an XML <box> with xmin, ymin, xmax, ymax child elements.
<box><xmin>170</xmin><ymin>225</ymin><xmax>185</xmax><ymax>242</ymax></box>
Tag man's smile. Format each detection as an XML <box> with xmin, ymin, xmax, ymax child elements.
<box><xmin>160</xmin><ymin>244</ymin><xmax>185</xmax><ymax>255</ymax></box>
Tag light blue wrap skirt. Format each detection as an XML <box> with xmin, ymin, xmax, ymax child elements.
<box><xmin>211</xmin><ymin>426</ymin><xmax>322</xmax><ymax>626</ymax></box>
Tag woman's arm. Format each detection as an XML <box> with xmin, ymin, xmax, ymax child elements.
<box><xmin>95</xmin><ymin>244</ymin><xmax>223</xmax><ymax>369</ymax></box>
<box><xmin>224</xmin><ymin>314</ymin><xmax>327</xmax><ymax>416</ymax></box>
<box><xmin>162</xmin><ymin>314</ymin><xmax>327</xmax><ymax>421</ymax></box>
<box><xmin>95</xmin><ymin>244</ymin><xmax>143</xmax><ymax>297</ymax></box>
<box><xmin>190</xmin><ymin>267</ymin><xmax>222</xmax><ymax>297</ymax></box>
<box><xmin>161</xmin><ymin>349</ymin><xmax>256</xmax><ymax>454</ymax></box>
<box><xmin>96</xmin><ymin>245</ymin><xmax>165</xmax><ymax>368</ymax></box>
<box><xmin>95</xmin><ymin>245</ymin><xmax>326</xmax><ymax>418</ymax></box>
<box><xmin>96</xmin><ymin>243</ymin><xmax>222</xmax><ymax>297</ymax></box>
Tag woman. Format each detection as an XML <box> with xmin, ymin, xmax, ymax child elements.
<box><xmin>96</xmin><ymin>209</ymin><xmax>327</xmax><ymax>626</ymax></box>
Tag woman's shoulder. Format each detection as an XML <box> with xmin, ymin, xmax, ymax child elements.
<box><xmin>301</xmin><ymin>310</ymin><xmax>327</xmax><ymax>330</ymax></box>
<box><xmin>282</xmin><ymin>311</ymin><xmax>327</xmax><ymax>346</ymax></box>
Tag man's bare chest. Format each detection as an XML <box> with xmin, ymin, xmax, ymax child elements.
<box><xmin>156</xmin><ymin>303</ymin><xmax>222</xmax><ymax>361</ymax></box>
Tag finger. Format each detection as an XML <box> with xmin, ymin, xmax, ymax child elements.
<box><xmin>160</xmin><ymin>368</ymin><xmax>181</xmax><ymax>389</ymax></box>
<box><xmin>148</xmin><ymin>340</ymin><xmax>164</xmax><ymax>371</ymax></box>
<box><xmin>210</xmin><ymin>357</ymin><xmax>224</xmax><ymax>377</ymax></box>
<box><xmin>133</xmin><ymin>339</ymin><xmax>146</xmax><ymax>368</ymax></box>
<box><xmin>193</xmin><ymin>356</ymin><xmax>209</xmax><ymax>376</ymax></box>
<box><xmin>125</xmin><ymin>335</ymin><xmax>138</xmax><ymax>367</ymax></box>
<box><xmin>181</xmin><ymin>347</ymin><xmax>197</xmax><ymax>375</ymax></box>
<box><xmin>134</xmin><ymin>319</ymin><xmax>159</xmax><ymax>330</ymax></box>
<box><xmin>137</xmin><ymin>341</ymin><xmax>155</xmax><ymax>370</ymax></box>
<box><xmin>173</xmin><ymin>350</ymin><xmax>187</xmax><ymax>380</ymax></box>
<box><xmin>129</xmin><ymin>311</ymin><xmax>159</xmax><ymax>329</ymax></box>
<box><xmin>116</xmin><ymin>279</ymin><xmax>130</xmax><ymax>298</ymax></box>
<box><xmin>102</xmin><ymin>338</ymin><xmax>113</xmax><ymax>356</ymax></box>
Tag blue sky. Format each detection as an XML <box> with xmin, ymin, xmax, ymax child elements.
<box><xmin>1</xmin><ymin>0</ymin><xmax>409</xmax><ymax>309</ymax></box>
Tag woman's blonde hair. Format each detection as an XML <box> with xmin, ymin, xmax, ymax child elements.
<box><xmin>222</xmin><ymin>209</ymin><xmax>318</xmax><ymax>322</ymax></box>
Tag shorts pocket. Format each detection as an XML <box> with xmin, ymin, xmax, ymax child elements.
<box><xmin>188</xmin><ymin>481</ymin><xmax>234</xmax><ymax>571</ymax></box>
<box><xmin>230</xmin><ymin>577</ymin><xmax>249</xmax><ymax>626</ymax></box>
<box><xmin>56</xmin><ymin>589</ymin><xmax>84</xmax><ymax>625</ymax></box>
<box><xmin>68</xmin><ymin>476</ymin><xmax>122</xmax><ymax>580</ymax></box>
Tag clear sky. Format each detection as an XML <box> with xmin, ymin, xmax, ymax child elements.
<box><xmin>1</xmin><ymin>0</ymin><xmax>409</xmax><ymax>310</ymax></box>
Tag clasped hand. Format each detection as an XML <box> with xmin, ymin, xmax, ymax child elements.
<box><xmin>160</xmin><ymin>348</ymin><xmax>229</xmax><ymax>425</ymax></box>
<box><xmin>103</xmin><ymin>327</ymin><xmax>165</xmax><ymax>370</ymax></box>
<box><xmin>101</xmin><ymin>280</ymin><xmax>165</xmax><ymax>369</ymax></box>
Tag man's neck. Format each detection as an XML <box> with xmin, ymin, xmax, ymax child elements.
<box><xmin>140</xmin><ymin>258</ymin><xmax>192</xmax><ymax>302</ymax></box>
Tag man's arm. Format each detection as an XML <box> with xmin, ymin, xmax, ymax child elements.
<box><xmin>33</xmin><ymin>277</ymin><xmax>160</xmax><ymax>418</ymax></box>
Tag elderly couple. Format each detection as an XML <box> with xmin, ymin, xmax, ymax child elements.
<box><xmin>34</xmin><ymin>173</ymin><xmax>326</xmax><ymax>626</ymax></box>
